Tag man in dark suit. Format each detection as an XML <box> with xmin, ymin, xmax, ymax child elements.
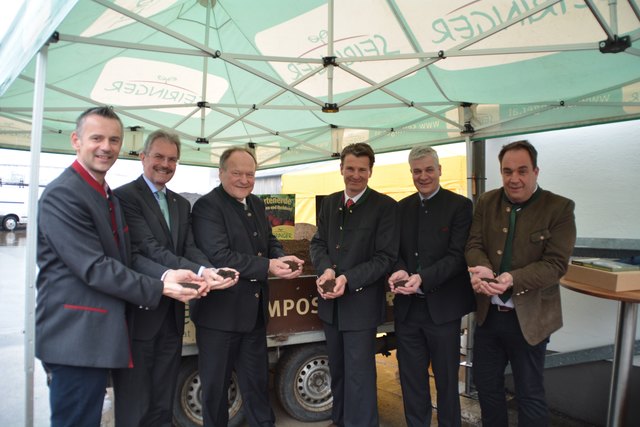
<box><xmin>465</xmin><ymin>140</ymin><xmax>576</xmax><ymax>427</ymax></box>
<box><xmin>309</xmin><ymin>142</ymin><xmax>398</xmax><ymax>427</ymax></box>
<box><xmin>388</xmin><ymin>146</ymin><xmax>474</xmax><ymax>427</ymax></box>
<box><xmin>191</xmin><ymin>147</ymin><xmax>304</xmax><ymax>427</ymax></box>
<box><xmin>35</xmin><ymin>106</ymin><xmax>203</xmax><ymax>427</ymax></box>
<box><xmin>112</xmin><ymin>130</ymin><xmax>239</xmax><ymax>427</ymax></box>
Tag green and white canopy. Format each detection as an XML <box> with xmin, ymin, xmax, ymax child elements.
<box><xmin>1</xmin><ymin>0</ymin><xmax>639</xmax><ymax>168</ymax></box>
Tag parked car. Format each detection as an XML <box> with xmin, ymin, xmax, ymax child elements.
<box><xmin>0</xmin><ymin>185</ymin><xmax>29</xmax><ymax>231</ymax></box>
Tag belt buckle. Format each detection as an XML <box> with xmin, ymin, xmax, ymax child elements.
<box><xmin>496</xmin><ymin>305</ymin><xmax>512</xmax><ymax>312</ymax></box>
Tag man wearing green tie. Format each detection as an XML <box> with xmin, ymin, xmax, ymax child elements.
<box><xmin>113</xmin><ymin>130</ymin><xmax>238</xmax><ymax>426</ymax></box>
<box><xmin>465</xmin><ymin>140</ymin><xmax>576</xmax><ymax>427</ymax></box>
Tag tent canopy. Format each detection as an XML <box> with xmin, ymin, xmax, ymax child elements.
<box><xmin>1</xmin><ymin>0</ymin><xmax>639</xmax><ymax>169</ymax></box>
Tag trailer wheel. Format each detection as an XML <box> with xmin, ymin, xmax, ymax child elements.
<box><xmin>2</xmin><ymin>215</ymin><xmax>18</xmax><ymax>231</ymax></box>
<box><xmin>275</xmin><ymin>343</ymin><xmax>332</xmax><ymax>421</ymax></box>
<box><xmin>173</xmin><ymin>356</ymin><xmax>244</xmax><ymax>427</ymax></box>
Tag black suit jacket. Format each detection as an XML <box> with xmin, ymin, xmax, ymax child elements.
<box><xmin>393</xmin><ymin>189</ymin><xmax>475</xmax><ymax>325</ymax></box>
<box><xmin>36</xmin><ymin>165</ymin><xmax>164</xmax><ymax>369</ymax></box>
<box><xmin>190</xmin><ymin>185</ymin><xmax>285</xmax><ymax>332</ymax></box>
<box><xmin>114</xmin><ymin>175</ymin><xmax>212</xmax><ymax>339</ymax></box>
<box><xmin>309</xmin><ymin>187</ymin><xmax>398</xmax><ymax>331</ymax></box>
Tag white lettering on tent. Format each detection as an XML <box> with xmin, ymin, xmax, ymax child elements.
<box><xmin>623</xmin><ymin>83</ymin><xmax>640</xmax><ymax>114</ymax></box>
<box><xmin>81</xmin><ymin>0</ymin><xmax>180</xmax><ymax>37</ymax></box>
<box><xmin>396</xmin><ymin>0</ymin><xmax>639</xmax><ymax>70</ymax></box>
<box><xmin>255</xmin><ymin>0</ymin><xmax>418</xmax><ymax>97</ymax></box>
<box><xmin>91</xmin><ymin>57</ymin><xmax>228</xmax><ymax>116</ymax></box>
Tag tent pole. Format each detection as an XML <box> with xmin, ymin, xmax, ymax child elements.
<box><xmin>463</xmin><ymin>136</ymin><xmax>487</xmax><ymax>397</ymax></box>
<box><xmin>25</xmin><ymin>43</ymin><xmax>48</xmax><ymax>427</ymax></box>
<box><xmin>463</xmin><ymin>135</ymin><xmax>475</xmax><ymax>397</ymax></box>
<box><xmin>609</xmin><ymin>0</ymin><xmax>619</xmax><ymax>34</ymax></box>
<box><xmin>327</xmin><ymin>0</ymin><xmax>335</xmax><ymax>103</ymax></box>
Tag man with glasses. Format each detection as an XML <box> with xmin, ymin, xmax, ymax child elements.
<box><xmin>113</xmin><ymin>130</ymin><xmax>238</xmax><ymax>426</ymax></box>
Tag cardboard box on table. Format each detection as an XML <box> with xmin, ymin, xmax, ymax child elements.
<box><xmin>563</xmin><ymin>264</ymin><xmax>640</xmax><ymax>292</ymax></box>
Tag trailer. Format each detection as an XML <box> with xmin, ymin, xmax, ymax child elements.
<box><xmin>173</xmin><ymin>274</ymin><xmax>396</xmax><ymax>427</ymax></box>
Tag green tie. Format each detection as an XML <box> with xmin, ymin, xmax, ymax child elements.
<box><xmin>498</xmin><ymin>204</ymin><xmax>519</xmax><ymax>303</ymax></box>
<box><xmin>156</xmin><ymin>190</ymin><xmax>171</xmax><ymax>230</ymax></box>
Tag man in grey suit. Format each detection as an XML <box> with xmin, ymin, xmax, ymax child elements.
<box><xmin>113</xmin><ymin>130</ymin><xmax>239</xmax><ymax>427</ymax></box>
<box><xmin>36</xmin><ymin>106</ymin><xmax>203</xmax><ymax>427</ymax></box>
<box><xmin>466</xmin><ymin>140</ymin><xmax>576</xmax><ymax>426</ymax></box>
<box><xmin>389</xmin><ymin>146</ymin><xmax>474</xmax><ymax>427</ymax></box>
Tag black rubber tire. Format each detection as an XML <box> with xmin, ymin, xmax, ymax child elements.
<box><xmin>173</xmin><ymin>356</ymin><xmax>244</xmax><ymax>427</ymax></box>
<box><xmin>274</xmin><ymin>343</ymin><xmax>333</xmax><ymax>422</ymax></box>
<box><xmin>2</xmin><ymin>215</ymin><xmax>18</xmax><ymax>231</ymax></box>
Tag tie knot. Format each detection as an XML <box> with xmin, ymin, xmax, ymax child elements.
<box><xmin>345</xmin><ymin>198</ymin><xmax>354</xmax><ymax>208</ymax></box>
<box><xmin>156</xmin><ymin>191</ymin><xmax>166</xmax><ymax>200</ymax></box>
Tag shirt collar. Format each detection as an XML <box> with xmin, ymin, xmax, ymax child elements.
<box><xmin>344</xmin><ymin>188</ymin><xmax>366</xmax><ymax>204</ymax></box>
<box><xmin>71</xmin><ymin>160</ymin><xmax>109</xmax><ymax>198</ymax></box>
<box><xmin>419</xmin><ymin>186</ymin><xmax>440</xmax><ymax>203</ymax></box>
<box><xmin>502</xmin><ymin>184</ymin><xmax>540</xmax><ymax>208</ymax></box>
<box><xmin>142</xmin><ymin>174</ymin><xmax>165</xmax><ymax>196</ymax></box>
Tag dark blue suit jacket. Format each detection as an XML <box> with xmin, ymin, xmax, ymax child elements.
<box><xmin>310</xmin><ymin>187</ymin><xmax>398</xmax><ymax>331</ymax></box>
<box><xmin>115</xmin><ymin>175</ymin><xmax>212</xmax><ymax>339</ymax></box>
<box><xmin>393</xmin><ymin>188</ymin><xmax>475</xmax><ymax>325</ymax></box>
<box><xmin>190</xmin><ymin>185</ymin><xmax>285</xmax><ymax>332</ymax></box>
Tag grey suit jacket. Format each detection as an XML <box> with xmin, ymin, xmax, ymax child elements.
<box><xmin>115</xmin><ymin>175</ymin><xmax>212</xmax><ymax>339</ymax></box>
<box><xmin>36</xmin><ymin>165</ymin><xmax>164</xmax><ymax>369</ymax></box>
<box><xmin>465</xmin><ymin>187</ymin><xmax>576</xmax><ymax>345</ymax></box>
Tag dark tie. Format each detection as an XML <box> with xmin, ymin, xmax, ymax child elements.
<box><xmin>345</xmin><ymin>198</ymin><xmax>354</xmax><ymax>209</ymax></box>
<box><xmin>498</xmin><ymin>204</ymin><xmax>519</xmax><ymax>302</ymax></box>
<box><xmin>155</xmin><ymin>191</ymin><xmax>171</xmax><ymax>230</ymax></box>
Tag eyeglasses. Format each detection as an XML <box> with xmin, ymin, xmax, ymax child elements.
<box><xmin>150</xmin><ymin>153</ymin><xmax>178</xmax><ymax>164</ymax></box>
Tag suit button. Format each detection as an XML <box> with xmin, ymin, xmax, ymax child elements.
<box><xmin>257</xmin><ymin>251</ymin><xmax>262</xmax><ymax>256</ymax></box>
<box><xmin>414</xmin><ymin>252</ymin><xmax>419</xmax><ymax>257</ymax></box>
<box><xmin>247</xmin><ymin>212</ymin><xmax>252</xmax><ymax>217</ymax></box>
<box><xmin>255</xmin><ymin>292</ymin><xmax>259</xmax><ymax>298</ymax></box>
<box><xmin>497</xmin><ymin>250</ymin><xmax>503</xmax><ymax>255</ymax></box>
<box><xmin>506</xmin><ymin>206</ymin><xmax>511</xmax><ymax>213</ymax></box>
<box><xmin>503</xmin><ymin>228</ymin><xmax>508</xmax><ymax>233</ymax></box>
<box><xmin>253</xmin><ymin>232</ymin><xmax>258</xmax><ymax>236</ymax></box>
<box><xmin>335</xmin><ymin>244</ymin><xmax>340</xmax><ymax>249</ymax></box>
<box><xmin>332</xmin><ymin>264</ymin><xmax>337</xmax><ymax>269</ymax></box>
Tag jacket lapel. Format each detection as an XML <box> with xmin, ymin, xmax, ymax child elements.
<box><xmin>136</xmin><ymin>176</ymin><xmax>173</xmax><ymax>242</ymax></box>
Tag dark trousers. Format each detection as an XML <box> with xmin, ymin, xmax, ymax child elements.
<box><xmin>395</xmin><ymin>297</ymin><xmax>462</xmax><ymax>427</ymax></box>
<box><xmin>112</xmin><ymin>312</ymin><xmax>181</xmax><ymax>427</ymax></box>
<box><xmin>46</xmin><ymin>363</ymin><xmax>109</xmax><ymax>427</ymax></box>
<box><xmin>323</xmin><ymin>322</ymin><xmax>378</xmax><ymax>427</ymax></box>
<box><xmin>196</xmin><ymin>325</ymin><xmax>274</xmax><ymax>427</ymax></box>
<box><xmin>473</xmin><ymin>306</ymin><xmax>549</xmax><ymax>427</ymax></box>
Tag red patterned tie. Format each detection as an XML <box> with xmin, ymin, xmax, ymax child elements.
<box><xmin>346</xmin><ymin>198</ymin><xmax>354</xmax><ymax>208</ymax></box>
